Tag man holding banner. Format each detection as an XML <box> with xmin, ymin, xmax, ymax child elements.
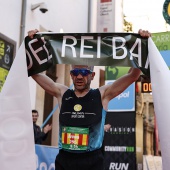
<box><xmin>28</xmin><ymin>29</ymin><xmax>151</xmax><ymax>170</ymax></box>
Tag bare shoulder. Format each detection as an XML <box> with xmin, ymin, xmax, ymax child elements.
<box><xmin>55</xmin><ymin>83</ymin><xmax>69</xmax><ymax>96</ymax></box>
<box><xmin>99</xmin><ymin>84</ymin><xmax>111</xmax><ymax>103</ymax></box>
<box><xmin>99</xmin><ymin>84</ymin><xmax>110</xmax><ymax>98</ymax></box>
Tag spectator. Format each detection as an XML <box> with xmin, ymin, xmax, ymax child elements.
<box><xmin>32</xmin><ymin>109</ymin><xmax>52</xmax><ymax>144</ymax></box>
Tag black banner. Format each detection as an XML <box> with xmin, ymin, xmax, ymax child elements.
<box><xmin>24</xmin><ymin>32</ymin><xmax>149</xmax><ymax>77</ymax></box>
<box><xmin>103</xmin><ymin>111</ymin><xmax>136</xmax><ymax>170</ymax></box>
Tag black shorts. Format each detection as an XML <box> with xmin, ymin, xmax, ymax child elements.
<box><xmin>55</xmin><ymin>148</ymin><xmax>104</xmax><ymax>170</ymax></box>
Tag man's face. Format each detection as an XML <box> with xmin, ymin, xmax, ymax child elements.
<box><xmin>32</xmin><ymin>112</ymin><xmax>38</xmax><ymax>123</ymax></box>
<box><xmin>70</xmin><ymin>65</ymin><xmax>95</xmax><ymax>91</ymax></box>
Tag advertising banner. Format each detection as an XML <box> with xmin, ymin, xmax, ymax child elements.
<box><xmin>35</xmin><ymin>145</ymin><xmax>59</xmax><ymax>170</ymax></box>
<box><xmin>152</xmin><ymin>32</ymin><xmax>170</xmax><ymax>68</ymax></box>
<box><xmin>105</xmin><ymin>80</ymin><xmax>135</xmax><ymax>111</ymax></box>
<box><xmin>103</xmin><ymin>111</ymin><xmax>136</xmax><ymax>170</ymax></box>
<box><xmin>0</xmin><ymin>42</ymin><xmax>36</xmax><ymax>170</ymax></box>
<box><xmin>0</xmin><ymin>33</ymin><xmax>16</xmax><ymax>91</ymax></box>
<box><xmin>105</xmin><ymin>66</ymin><xmax>135</xmax><ymax>111</ymax></box>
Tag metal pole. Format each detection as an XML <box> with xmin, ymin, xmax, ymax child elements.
<box><xmin>87</xmin><ymin>0</ymin><xmax>91</xmax><ymax>33</ymax></box>
<box><xmin>19</xmin><ymin>0</ymin><xmax>27</xmax><ymax>46</ymax></box>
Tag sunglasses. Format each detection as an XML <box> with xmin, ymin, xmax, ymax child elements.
<box><xmin>70</xmin><ymin>68</ymin><xmax>93</xmax><ymax>76</ymax></box>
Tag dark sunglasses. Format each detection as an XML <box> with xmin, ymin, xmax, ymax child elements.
<box><xmin>70</xmin><ymin>68</ymin><xmax>93</xmax><ymax>76</ymax></box>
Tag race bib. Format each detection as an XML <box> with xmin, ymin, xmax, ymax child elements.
<box><xmin>62</xmin><ymin>126</ymin><xmax>89</xmax><ymax>150</ymax></box>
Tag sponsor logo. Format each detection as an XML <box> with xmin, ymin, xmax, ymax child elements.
<box><xmin>106</xmin><ymin>126</ymin><xmax>135</xmax><ymax>134</ymax></box>
<box><xmin>65</xmin><ymin>97</ymin><xmax>73</xmax><ymax>100</ymax></box>
<box><xmin>116</xmin><ymin>91</ymin><xmax>129</xmax><ymax>100</ymax></box>
<box><xmin>74</xmin><ymin>104</ymin><xmax>82</xmax><ymax>111</ymax></box>
<box><xmin>163</xmin><ymin>0</ymin><xmax>170</xmax><ymax>25</ymax></box>
<box><xmin>109</xmin><ymin>162</ymin><xmax>129</xmax><ymax>170</ymax></box>
<box><xmin>105</xmin><ymin>146</ymin><xmax>134</xmax><ymax>152</ymax></box>
<box><xmin>71</xmin><ymin>112</ymin><xmax>85</xmax><ymax>118</ymax></box>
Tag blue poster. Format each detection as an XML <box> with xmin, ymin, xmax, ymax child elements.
<box><xmin>105</xmin><ymin>80</ymin><xmax>135</xmax><ymax>111</ymax></box>
<box><xmin>35</xmin><ymin>144</ymin><xmax>59</xmax><ymax>170</ymax></box>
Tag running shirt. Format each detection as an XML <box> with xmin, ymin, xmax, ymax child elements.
<box><xmin>58</xmin><ymin>89</ymin><xmax>107</xmax><ymax>152</ymax></box>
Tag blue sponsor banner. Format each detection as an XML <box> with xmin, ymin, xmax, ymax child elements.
<box><xmin>160</xmin><ymin>50</ymin><xmax>170</xmax><ymax>67</ymax></box>
<box><xmin>105</xmin><ymin>80</ymin><xmax>135</xmax><ymax>111</ymax></box>
<box><xmin>35</xmin><ymin>144</ymin><xmax>59</xmax><ymax>170</ymax></box>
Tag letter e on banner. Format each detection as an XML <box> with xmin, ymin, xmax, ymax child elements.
<box><xmin>26</xmin><ymin>37</ymin><xmax>52</xmax><ymax>70</ymax></box>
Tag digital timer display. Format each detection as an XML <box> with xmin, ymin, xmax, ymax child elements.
<box><xmin>141</xmin><ymin>82</ymin><xmax>152</xmax><ymax>93</ymax></box>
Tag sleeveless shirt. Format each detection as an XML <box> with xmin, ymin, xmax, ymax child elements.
<box><xmin>58</xmin><ymin>89</ymin><xmax>107</xmax><ymax>152</ymax></box>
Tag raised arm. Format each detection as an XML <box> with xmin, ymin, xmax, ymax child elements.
<box><xmin>100</xmin><ymin>68</ymin><xmax>141</xmax><ymax>107</ymax></box>
<box><xmin>27</xmin><ymin>29</ymin><xmax>68</xmax><ymax>100</ymax></box>
<box><xmin>100</xmin><ymin>29</ymin><xmax>151</xmax><ymax>110</ymax></box>
<box><xmin>32</xmin><ymin>73</ymin><xmax>68</xmax><ymax>99</ymax></box>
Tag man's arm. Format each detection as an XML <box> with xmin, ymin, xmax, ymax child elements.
<box><xmin>33</xmin><ymin>125</ymin><xmax>47</xmax><ymax>144</ymax></box>
<box><xmin>100</xmin><ymin>68</ymin><xmax>141</xmax><ymax>107</ymax></box>
<box><xmin>34</xmin><ymin>123</ymin><xmax>52</xmax><ymax>144</ymax></box>
<box><xmin>42</xmin><ymin>124</ymin><xmax>52</xmax><ymax>141</ymax></box>
<box><xmin>100</xmin><ymin>29</ymin><xmax>151</xmax><ymax>110</ymax></box>
<box><xmin>32</xmin><ymin>73</ymin><xmax>68</xmax><ymax>99</ymax></box>
<box><xmin>34</xmin><ymin>129</ymin><xmax>47</xmax><ymax>143</ymax></box>
<box><xmin>32</xmin><ymin>73</ymin><xmax>68</xmax><ymax>108</ymax></box>
<box><xmin>27</xmin><ymin>30</ymin><xmax>69</xmax><ymax>100</ymax></box>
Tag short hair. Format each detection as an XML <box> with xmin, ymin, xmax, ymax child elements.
<box><xmin>88</xmin><ymin>66</ymin><xmax>94</xmax><ymax>71</ymax></box>
<box><xmin>32</xmin><ymin>109</ymin><xmax>39</xmax><ymax>115</ymax></box>
<box><xmin>71</xmin><ymin>65</ymin><xmax>94</xmax><ymax>71</ymax></box>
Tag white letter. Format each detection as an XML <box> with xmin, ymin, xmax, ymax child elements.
<box><xmin>40</xmin><ymin>162</ymin><xmax>47</xmax><ymax>170</ymax></box>
<box><xmin>112</xmin><ymin>37</ymin><xmax>127</xmax><ymax>59</ymax></box>
<box><xmin>97</xmin><ymin>36</ymin><xmax>101</xmax><ymax>58</ymax></box>
<box><xmin>80</xmin><ymin>36</ymin><xmax>93</xmax><ymax>58</ymax></box>
<box><xmin>48</xmin><ymin>163</ymin><xmax>55</xmax><ymax>170</ymax></box>
<box><xmin>28</xmin><ymin>37</ymin><xmax>52</xmax><ymax>65</ymax></box>
<box><xmin>26</xmin><ymin>49</ymin><xmax>33</xmax><ymax>70</ymax></box>
<box><xmin>109</xmin><ymin>163</ymin><xmax>115</xmax><ymax>170</ymax></box>
<box><xmin>105</xmin><ymin>146</ymin><xmax>109</xmax><ymax>151</ymax></box>
<box><xmin>129</xmin><ymin>38</ymin><xmax>142</xmax><ymax>67</ymax></box>
<box><xmin>144</xmin><ymin>56</ymin><xmax>149</xmax><ymax>69</ymax></box>
<box><xmin>62</xmin><ymin>36</ymin><xmax>77</xmax><ymax>57</ymax></box>
<box><xmin>122</xmin><ymin>163</ymin><xmax>129</xmax><ymax>170</ymax></box>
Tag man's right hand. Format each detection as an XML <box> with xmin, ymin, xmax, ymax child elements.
<box><xmin>28</xmin><ymin>29</ymin><xmax>39</xmax><ymax>39</ymax></box>
<box><xmin>43</xmin><ymin>124</ymin><xmax>52</xmax><ymax>134</ymax></box>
